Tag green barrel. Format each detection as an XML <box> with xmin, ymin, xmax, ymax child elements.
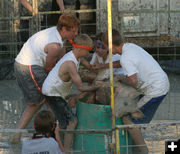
<box><xmin>73</xmin><ymin>98</ymin><xmax>132</xmax><ymax>154</ymax></box>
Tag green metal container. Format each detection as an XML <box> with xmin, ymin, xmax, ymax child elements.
<box><xmin>73</xmin><ymin>98</ymin><xmax>132</xmax><ymax>154</ymax></box>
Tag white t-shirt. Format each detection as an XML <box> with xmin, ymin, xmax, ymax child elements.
<box><xmin>90</xmin><ymin>52</ymin><xmax>124</xmax><ymax>75</ymax></box>
<box><xmin>16</xmin><ymin>26</ymin><xmax>63</xmax><ymax>67</ymax></box>
<box><xmin>21</xmin><ymin>137</ymin><xmax>64</xmax><ymax>154</ymax></box>
<box><xmin>42</xmin><ymin>51</ymin><xmax>80</xmax><ymax>98</ymax></box>
<box><xmin>120</xmin><ymin>43</ymin><xmax>169</xmax><ymax>97</ymax></box>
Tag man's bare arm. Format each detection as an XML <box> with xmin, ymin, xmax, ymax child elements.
<box><xmin>56</xmin><ymin>0</ymin><xmax>65</xmax><ymax>11</ymax></box>
<box><xmin>80</xmin><ymin>58</ymin><xmax>97</xmax><ymax>73</ymax></box>
<box><xmin>117</xmin><ymin>74</ymin><xmax>138</xmax><ymax>88</ymax></box>
<box><xmin>92</xmin><ymin>61</ymin><xmax>121</xmax><ymax>69</ymax></box>
<box><xmin>21</xmin><ymin>0</ymin><xmax>36</xmax><ymax>15</ymax></box>
<box><xmin>45</xmin><ymin>43</ymin><xmax>65</xmax><ymax>72</ymax></box>
<box><xmin>67</xmin><ymin>92</ymin><xmax>89</xmax><ymax>108</ymax></box>
<box><xmin>80</xmin><ymin>58</ymin><xmax>91</xmax><ymax>70</ymax></box>
<box><xmin>67</xmin><ymin>61</ymin><xmax>99</xmax><ymax>92</ymax></box>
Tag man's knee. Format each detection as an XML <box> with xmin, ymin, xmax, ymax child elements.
<box><xmin>122</xmin><ymin>116</ymin><xmax>133</xmax><ymax>125</ymax></box>
<box><xmin>131</xmin><ymin>110</ymin><xmax>144</xmax><ymax>119</ymax></box>
<box><xmin>26</xmin><ymin>98</ymin><xmax>45</xmax><ymax>107</ymax></box>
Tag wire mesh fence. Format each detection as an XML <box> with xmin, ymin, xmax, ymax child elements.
<box><xmin>0</xmin><ymin>120</ymin><xmax>180</xmax><ymax>153</ymax></box>
<box><xmin>0</xmin><ymin>0</ymin><xmax>180</xmax><ymax>60</ymax></box>
<box><xmin>0</xmin><ymin>0</ymin><xmax>180</xmax><ymax>153</ymax></box>
<box><xmin>0</xmin><ymin>79</ymin><xmax>180</xmax><ymax>153</ymax></box>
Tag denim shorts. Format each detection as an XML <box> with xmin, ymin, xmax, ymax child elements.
<box><xmin>14</xmin><ymin>62</ymin><xmax>47</xmax><ymax>104</ymax></box>
<box><xmin>45</xmin><ymin>96</ymin><xmax>77</xmax><ymax>129</ymax></box>
<box><xmin>129</xmin><ymin>94</ymin><xmax>167</xmax><ymax>124</ymax></box>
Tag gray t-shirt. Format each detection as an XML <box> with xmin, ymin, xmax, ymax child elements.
<box><xmin>21</xmin><ymin>137</ymin><xmax>64</xmax><ymax>154</ymax></box>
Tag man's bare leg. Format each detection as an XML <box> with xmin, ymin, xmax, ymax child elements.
<box><xmin>11</xmin><ymin>99</ymin><xmax>45</xmax><ymax>143</ymax></box>
<box><xmin>122</xmin><ymin>116</ymin><xmax>148</xmax><ymax>153</ymax></box>
<box><xmin>64</xmin><ymin>119</ymin><xmax>78</xmax><ymax>153</ymax></box>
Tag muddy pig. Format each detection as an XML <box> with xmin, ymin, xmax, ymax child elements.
<box><xmin>94</xmin><ymin>69</ymin><xmax>142</xmax><ymax>118</ymax></box>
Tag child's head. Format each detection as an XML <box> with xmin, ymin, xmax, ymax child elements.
<box><xmin>95</xmin><ymin>32</ymin><xmax>103</xmax><ymax>41</ymax></box>
<box><xmin>74</xmin><ymin>34</ymin><xmax>93</xmax><ymax>49</ymax></box>
<box><xmin>102</xmin><ymin>29</ymin><xmax>123</xmax><ymax>47</ymax></box>
<box><xmin>34</xmin><ymin>110</ymin><xmax>56</xmax><ymax>134</ymax></box>
<box><xmin>94</xmin><ymin>33</ymin><xmax>108</xmax><ymax>58</ymax></box>
<box><xmin>70</xmin><ymin>34</ymin><xmax>93</xmax><ymax>56</ymax></box>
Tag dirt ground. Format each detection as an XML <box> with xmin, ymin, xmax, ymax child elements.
<box><xmin>0</xmin><ymin>79</ymin><xmax>180</xmax><ymax>153</ymax></box>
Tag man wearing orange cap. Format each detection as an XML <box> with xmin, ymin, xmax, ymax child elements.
<box><xmin>42</xmin><ymin>34</ymin><xmax>99</xmax><ymax>153</ymax></box>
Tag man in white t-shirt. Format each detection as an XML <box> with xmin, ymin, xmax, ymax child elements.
<box><xmin>102</xmin><ymin>29</ymin><xmax>170</xmax><ymax>153</ymax></box>
<box><xmin>12</xmin><ymin>14</ymin><xmax>80</xmax><ymax>144</ymax></box>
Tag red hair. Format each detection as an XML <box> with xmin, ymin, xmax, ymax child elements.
<box><xmin>57</xmin><ymin>14</ymin><xmax>80</xmax><ymax>31</ymax></box>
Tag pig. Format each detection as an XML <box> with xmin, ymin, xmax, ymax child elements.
<box><xmin>77</xmin><ymin>68</ymin><xmax>143</xmax><ymax>118</ymax></box>
<box><xmin>94</xmin><ymin>69</ymin><xmax>142</xmax><ymax>118</ymax></box>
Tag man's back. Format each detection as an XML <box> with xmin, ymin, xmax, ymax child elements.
<box><xmin>121</xmin><ymin>43</ymin><xmax>169</xmax><ymax>96</ymax></box>
<box><xmin>16</xmin><ymin>27</ymin><xmax>63</xmax><ymax>67</ymax></box>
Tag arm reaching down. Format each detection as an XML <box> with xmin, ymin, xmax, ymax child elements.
<box><xmin>56</xmin><ymin>0</ymin><xmax>65</xmax><ymax>12</ymax></box>
<box><xmin>60</xmin><ymin>61</ymin><xmax>99</xmax><ymax>92</ymax></box>
<box><xmin>117</xmin><ymin>74</ymin><xmax>138</xmax><ymax>88</ymax></box>
<box><xmin>21</xmin><ymin>0</ymin><xmax>36</xmax><ymax>15</ymax></box>
<box><xmin>92</xmin><ymin>60</ymin><xmax>121</xmax><ymax>70</ymax></box>
<box><xmin>80</xmin><ymin>57</ymin><xmax>97</xmax><ymax>73</ymax></box>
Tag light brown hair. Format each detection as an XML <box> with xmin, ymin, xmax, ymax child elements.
<box><xmin>74</xmin><ymin>34</ymin><xmax>93</xmax><ymax>49</ymax></box>
<box><xmin>34</xmin><ymin>110</ymin><xmax>55</xmax><ymax>134</ymax></box>
<box><xmin>102</xmin><ymin>29</ymin><xmax>123</xmax><ymax>46</ymax></box>
<box><xmin>57</xmin><ymin>14</ymin><xmax>80</xmax><ymax>31</ymax></box>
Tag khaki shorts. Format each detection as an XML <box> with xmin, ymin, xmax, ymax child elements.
<box><xmin>14</xmin><ymin>62</ymin><xmax>47</xmax><ymax>104</ymax></box>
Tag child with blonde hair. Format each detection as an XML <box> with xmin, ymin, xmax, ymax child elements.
<box><xmin>42</xmin><ymin>34</ymin><xmax>99</xmax><ymax>152</ymax></box>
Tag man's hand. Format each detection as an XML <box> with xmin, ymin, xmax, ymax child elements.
<box><xmin>92</xmin><ymin>63</ymin><xmax>104</xmax><ymax>70</ymax></box>
<box><xmin>114</xmin><ymin>76</ymin><xmax>122</xmax><ymax>82</ymax></box>
<box><xmin>54</xmin><ymin>121</ymin><xmax>61</xmax><ymax>140</ymax></box>
<box><xmin>61</xmin><ymin>9</ymin><xmax>67</xmax><ymax>14</ymax></box>
<box><xmin>92</xmin><ymin>85</ymin><xmax>100</xmax><ymax>90</ymax></box>
<box><xmin>68</xmin><ymin>97</ymin><xmax>77</xmax><ymax>108</ymax></box>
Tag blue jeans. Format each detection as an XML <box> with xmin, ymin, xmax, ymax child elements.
<box><xmin>129</xmin><ymin>94</ymin><xmax>167</xmax><ymax>124</ymax></box>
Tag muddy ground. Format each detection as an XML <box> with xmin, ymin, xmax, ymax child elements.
<box><xmin>0</xmin><ymin>72</ymin><xmax>180</xmax><ymax>153</ymax></box>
